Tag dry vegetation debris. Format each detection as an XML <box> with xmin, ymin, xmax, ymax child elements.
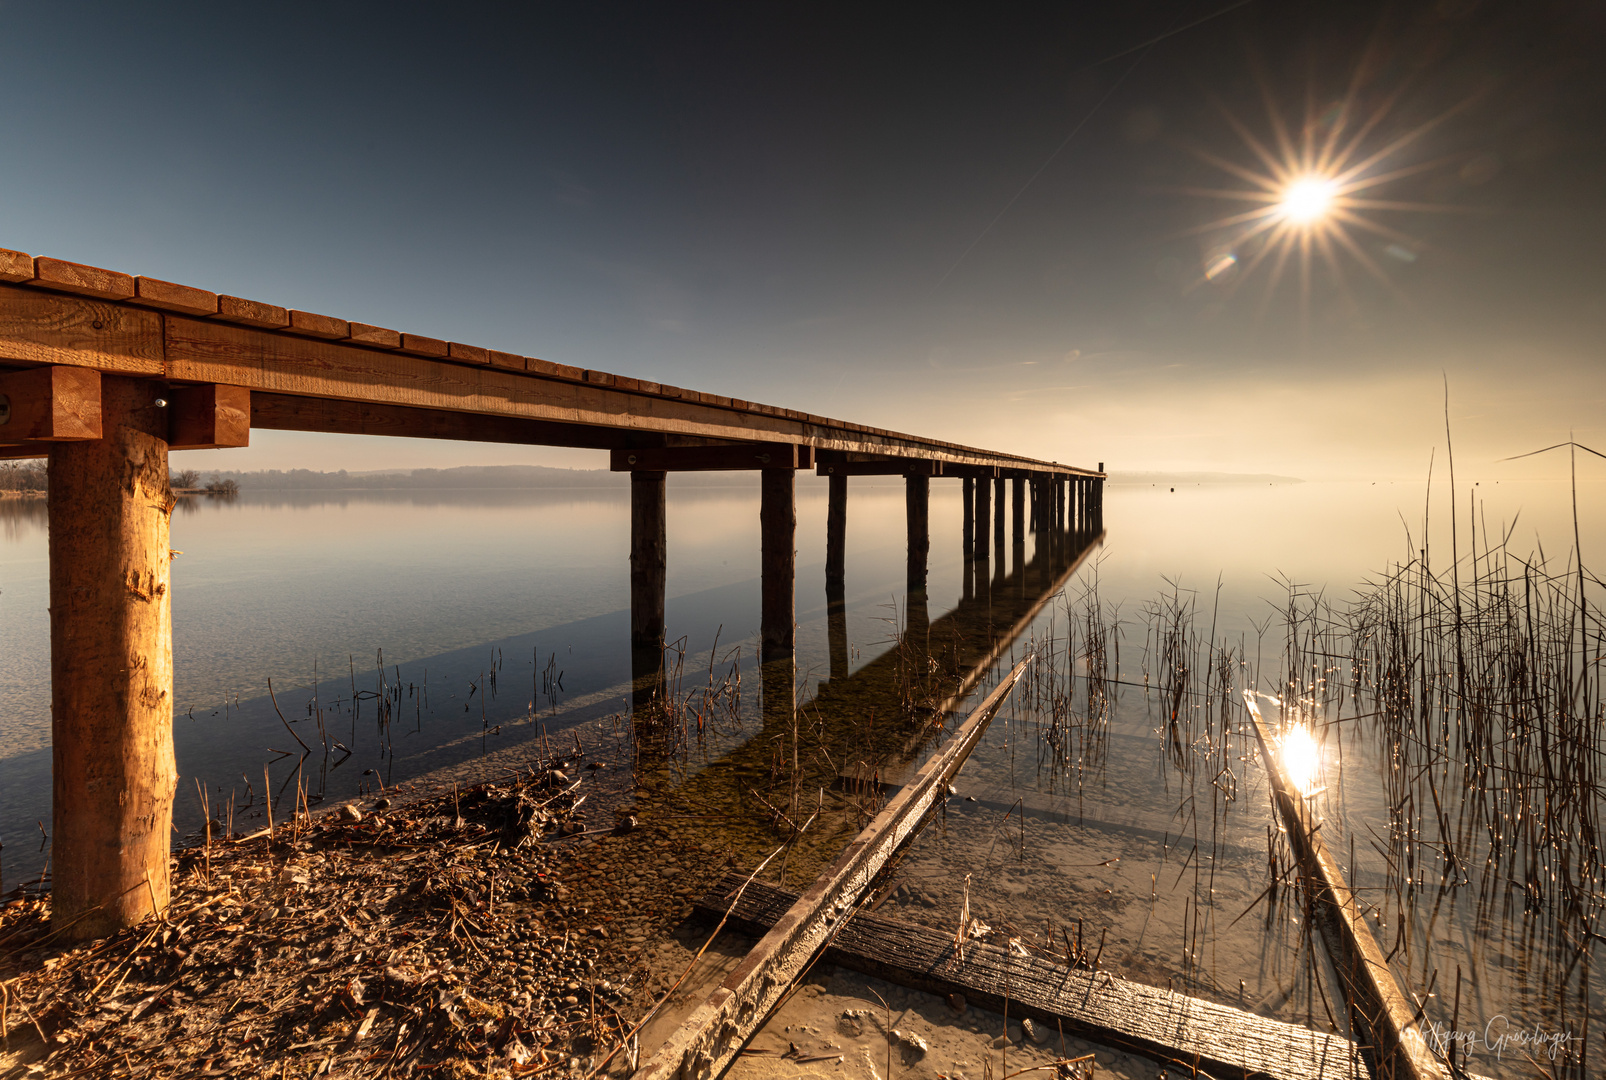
<box><xmin>0</xmin><ymin>759</ymin><xmax>709</xmax><ymax>1079</ymax></box>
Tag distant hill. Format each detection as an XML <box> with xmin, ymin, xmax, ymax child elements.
<box><xmin>198</xmin><ymin>465</ymin><xmax>623</xmax><ymax>490</ymax></box>
<box><xmin>196</xmin><ymin>464</ymin><xmax>829</xmax><ymax>490</ymax></box>
<box><xmin>1107</xmin><ymin>471</ymin><xmax>1304</xmax><ymax>486</ymax></box>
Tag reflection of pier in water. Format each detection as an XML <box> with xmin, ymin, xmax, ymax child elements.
<box><xmin>0</xmin><ymin>247</ymin><xmax>1102</xmax><ymax>939</ymax></box>
<box><xmin>628</xmin><ymin>469</ymin><xmax>1104</xmax><ymax>875</ymax></box>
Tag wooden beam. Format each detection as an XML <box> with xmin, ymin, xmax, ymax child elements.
<box><xmin>638</xmin><ymin>659</ymin><xmax>1029</xmax><ymax>1080</ymax></box>
<box><xmin>611</xmin><ymin>443</ymin><xmax>812</xmax><ymax>472</ymax></box>
<box><xmin>168</xmin><ymin>383</ymin><xmax>249</xmax><ymax>450</ymax></box>
<box><xmin>816</xmin><ymin>459</ymin><xmax>940</xmax><ymax>476</ymax></box>
<box><xmin>1243</xmin><ymin>693</ymin><xmax>1449</xmax><ymax>1080</ymax></box>
<box><xmin>694</xmin><ymin>875</ymin><xmax>1367</xmax><ymax>1080</ymax></box>
<box><xmin>0</xmin><ymin>365</ymin><xmax>101</xmax><ymax>442</ymax></box>
<box><xmin>249</xmin><ymin>391</ymin><xmax>628</xmax><ymax>450</ymax></box>
<box><xmin>0</xmin><ymin>279</ymin><xmax>1103</xmax><ymax>477</ymax></box>
<box><xmin>0</xmin><ymin>291</ymin><xmax>163</xmax><ymax>375</ymax></box>
<box><xmin>48</xmin><ymin>376</ymin><xmax>177</xmax><ymax>941</ymax></box>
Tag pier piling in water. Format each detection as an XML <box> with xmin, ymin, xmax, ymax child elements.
<box><xmin>760</xmin><ymin>466</ymin><xmax>795</xmax><ymax>723</ymax></box>
<box><xmin>629</xmin><ymin>469</ymin><xmax>668</xmax><ymax>713</ymax></box>
<box><xmin>47</xmin><ymin>376</ymin><xmax>178</xmax><ymax>940</ymax></box>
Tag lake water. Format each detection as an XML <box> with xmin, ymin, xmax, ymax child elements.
<box><xmin>2</xmin><ymin>469</ymin><xmax>1601</xmax><ymax>1076</ymax></box>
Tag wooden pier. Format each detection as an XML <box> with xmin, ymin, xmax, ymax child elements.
<box><xmin>0</xmin><ymin>249</ymin><xmax>1104</xmax><ymax>939</ymax></box>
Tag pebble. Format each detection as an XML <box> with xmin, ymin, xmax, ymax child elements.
<box><xmin>946</xmin><ymin>993</ymin><xmax>966</xmax><ymax>1014</ymax></box>
<box><xmin>337</xmin><ymin>803</ymin><xmax>363</xmax><ymax>823</ymax></box>
<box><xmin>893</xmin><ymin>1031</ymin><xmax>928</xmax><ymax>1065</ymax></box>
<box><xmin>837</xmin><ymin>1009</ymin><xmax>867</xmax><ymax>1038</ymax></box>
<box><xmin>1006</xmin><ymin>1023</ymin><xmax>1023</xmax><ymax>1043</ymax></box>
<box><xmin>991</xmin><ymin>1036</ymin><xmax>1010</xmax><ymax>1049</ymax></box>
<box><xmin>1023</xmin><ymin>1018</ymin><xmax>1050</xmax><ymax>1045</ymax></box>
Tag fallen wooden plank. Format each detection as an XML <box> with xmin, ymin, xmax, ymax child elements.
<box><xmin>694</xmin><ymin>874</ymin><xmax>1364</xmax><ymax>1080</ymax></box>
<box><xmin>1243</xmin><ymin>692</ymin><xmax>1449</xmax><ymax>1080</ymax></box>
<box><xmin>637</xmin><ymin>657</ymin><xmax>1032</xmax><ymax>1080</ymax></box>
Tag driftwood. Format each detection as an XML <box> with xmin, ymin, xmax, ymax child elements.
<box><xmin>635</xmin><ymin>657</ymin><xmax>1031</xmax><ymax>1080</ymax></box>
<box><xmin>1244</xmin><ymin>692</ymin><xmax>1450</xmax><ymax>1080</ymax></box>
<box><xmin>695</xmin><ymin>874</ymin><xmax>1365</xmax><ymax>1080</ymax></box>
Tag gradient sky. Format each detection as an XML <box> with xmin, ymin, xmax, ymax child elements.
<box><xmin>3</xmin><ymin>1</ymin><xmax>1602</xmax><ymax>479</ymax></box>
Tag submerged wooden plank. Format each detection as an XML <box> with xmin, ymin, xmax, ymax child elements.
<box><xmin>637</xmin><ymin>658</ymin><xmax>1031</xmax><ymax>1080</ymax></box>
<box><xmin>695</xmin><ymin>874</ymin><xmax>1363</xmax><ymax>1080</ymax></box>
<box><xmin>1244</xmin><ymin>693</ymin><xmax>1449</xmax><ymax>1080</ymax></box>
<box><xmin>833</xmin><ymin>774</ymin><xmax>1262</xmax><ymax>860</ymax></box>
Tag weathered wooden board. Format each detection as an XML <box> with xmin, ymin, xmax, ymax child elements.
<box><xmin>1244</xmin><ymin>694</ymin><xmax>1449</xmax><ymax>1080</ymax></box>
<box><xmin>637</xmin><ymin>659</ymin><xmax>1031</xmax><ymax>1080</ymax></box>
<box><xmin>0</xmin><ymin>289</ymin><xmax>163</xmax><ymax>375</ymax></box>
<box><xmin>695</xmin><ymin>875</ymin><xmax>1363</xmax><ymax>1080</ymax></box>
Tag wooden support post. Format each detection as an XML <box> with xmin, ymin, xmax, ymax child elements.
<box><xmin>826</xmin><ymin>472</ymin><xmax>849</xmax><ymax>683</ymax></box>
<box><xmin>961</xmin><ymin>477</ymin><xmax>974</xmax><ymax>559</ymax></box>
<box><xmin>48</xmin><ymin>375</ymin><xmax>177</xmax><ymax>940</ymax></box>
<box><xmin>825</xmin><ymin>473</ymin><xmax>846</xmax><ymax>592</ymax></box>
<box><xmin>992</xmin><ymin>477</ymin><xmax>1005</xmax><ymax>564</ymax></box>
<box><xmin>630</xmin><ymin>470</ymin><xmax>667</xmax><ymax>714</ymax></box>
<box><xmin>761</xmin><ymin>468</ymin><xmax>795</xmax><ymax>724</ymax></box>
<box><xmin>905</xmin><ymin>474</ymin><xmax>929</xmax><ymax>597</ymax></box>
<box><xmin>1010</xmin><ymin>477</ymin><xmax>1024</xmax><ymax>548</ymax></box>
<box><xmin>906</xmin><ymin>473</ymin><xmax>930</xmax><ymax>647</ymax></box>
<box><xmin>974</xmin><ymin>472</ymin><xmax>990</xmax><ymax>560</ymax></box>
<box><xmin>1011</xmin><ymin>477</ymin><xmax>1026</xmax><ymax>595</ymax></box>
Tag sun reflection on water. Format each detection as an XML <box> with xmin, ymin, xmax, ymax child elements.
<box><xmin>1280</xmin><ymin>723</ymin><xmax>1323</xmax><ymax>797</ymax></box>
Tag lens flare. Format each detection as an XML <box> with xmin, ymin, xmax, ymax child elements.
<box><xmin>1279</xmin><ymin>177</ymin><xmax>1337</xmax><ymax>223</ymax></box>
<box><xmin>1280</xmin><ymin>725</ymin><xmax>1322</xmax><ymax>796</ymax></box>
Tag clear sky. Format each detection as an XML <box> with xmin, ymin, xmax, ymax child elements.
<box><xmin>3</xmin><ymin>2</ymin><xmax>1602</xmax><ymax>480</ymax></box>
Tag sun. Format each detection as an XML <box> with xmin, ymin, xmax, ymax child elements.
<box><xmin>1279</xmin><ymin>177</ymin><xmax>1337</xmax><ymax>224</ymax></box>
<box><xmin>1161</xmin><ymin>57</ymin><xmax>1481</xmax><ymax>323</ymax></box>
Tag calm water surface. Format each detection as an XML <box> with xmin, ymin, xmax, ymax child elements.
<box><xmin>2</xmin><ymin>471</ymin><xmax>1600</xmax><ymax>1075</ymax></box>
